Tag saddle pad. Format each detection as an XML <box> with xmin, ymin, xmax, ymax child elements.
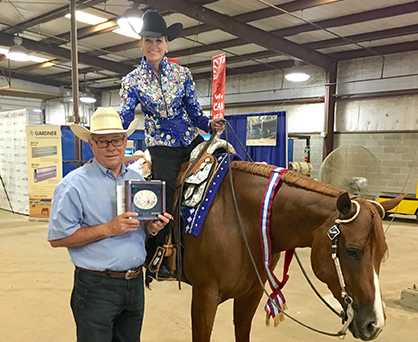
<box><xmin>181</xmin><ymin>153</ymin><xmax>241</xmax><ymax>236</ymax></box>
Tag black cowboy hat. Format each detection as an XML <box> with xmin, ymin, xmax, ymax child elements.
<box><xmin>139</xmin><ymin>10</ymin><xmax>183</xmax><ymax>41</ymax></box>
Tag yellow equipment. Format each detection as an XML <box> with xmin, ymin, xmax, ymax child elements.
<box><xmin>377</xmin><ymin>179</ymin><xmax>418</xmax><ymax>223</ymax></box>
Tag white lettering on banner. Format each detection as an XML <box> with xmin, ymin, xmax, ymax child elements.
<box><xmin>213</xmin><ymin>103</ymin><xmax>224</xmax><ymax>111</ymax></box>
<box><xmin>212</xmin><ymin>53</ymin><xmax>226</xmax><ymax>120</ymax></box>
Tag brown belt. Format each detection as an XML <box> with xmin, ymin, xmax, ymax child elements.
<box><xmin>78</xmin><ymin>267</ymin><xmax>141</xmax><ymax>280</ymax></box>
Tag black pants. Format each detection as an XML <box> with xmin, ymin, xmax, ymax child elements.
<box><xmin>146</xmin><ymin>135</ymin><xmax>204</xmax><ymax>259</ymax></box>
<box><xmin>71</xmin><ymin>268</ymin><xmax>144</xmax><ymax>342</ymax></box>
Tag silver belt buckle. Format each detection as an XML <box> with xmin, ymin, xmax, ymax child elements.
<box><xmin>124</xmin><ymin>269</ymin><xmax>137</xmax><ymax>280</ymax></box>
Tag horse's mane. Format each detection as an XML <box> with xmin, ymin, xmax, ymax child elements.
<box><xmin>363</xmin><ymin>201</ymin><xmax>388</xmax><ymax>258</ymax></box>
<box><xmin>231</xmin><ymin>160</ymin><xmax>344</xmax><ymax>197</ymax></box>
<box><xmin>230</xmin><ymin>160</ymin><xmax>387</xmax><ymax>258</ymax></box>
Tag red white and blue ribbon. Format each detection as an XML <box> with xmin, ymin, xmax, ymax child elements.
<box><xmin>260</xmin><ymin>167</ymin><xmax>294</xmax><ymax>325</ymax></box>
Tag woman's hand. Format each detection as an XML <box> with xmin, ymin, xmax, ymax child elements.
<box><xmin>211</xmin><ymin>118</ymin><xmax>225</xmax><ymax>132</ymax></box>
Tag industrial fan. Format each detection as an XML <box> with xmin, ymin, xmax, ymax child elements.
<box><xmin>319</xmin><ymin>145</ymin><xmax>382</xmax><ymax>200</ymax></box>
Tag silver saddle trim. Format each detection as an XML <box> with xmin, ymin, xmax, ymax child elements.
<box><xmin>182</xmin><ymin>156</ymin><xmax>214</xmax><ymax>207</ymax></box>
<box><xmin>189</xmin><ymin>137</ymin><xmax>235</xmax><ymax>162</ymax></box>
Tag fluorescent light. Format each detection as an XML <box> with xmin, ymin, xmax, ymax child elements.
<box><xmin>113</xmin><ymin>27</ymin><xmax>140</xmax><ymax>39</ymax></box>
<box><xmin>1</xmin><ymin>46</ymin><xmax>49</xmax><ymax>63</ymax></box>
<box><xmin>285</xmin><ymin>71</ymin><xmax>310</xmax><ymax>82</ymax></box>
<box><xmin>7</xmin><ymin>36</ymin><xmax>30</xmax><ymax>62</ymax></box>
<box><xmin>285</xmin><ymin>61</ymin><xmax>311</xmax><ymax>82</ymax></box>
<box><xmin>65</xmin><ymin>11</ymin><xmax>107</xmax><ymax>25</ymax></box>
<box><xmin>29</xmin><ymin>56</ymin><xmax>49</xmax><ymax>63</ymax></box>
<box><xmin>80</xmin><ymin>93</ymin><xmax>97</xmax><ymax>104</ymax></box>
<box><xmin>117</xmin><ymin>5</ymin><xmax>143</xmax><ymax>34</ymax></box>
<box><xmin>32</xmin><ymin>109</ymin><xmax>43</xmax><ymax>113</ymax></box>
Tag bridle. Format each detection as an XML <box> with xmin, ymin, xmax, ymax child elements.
<box><xmin>327</xmin><ymin>198</ymin><xmax>386</xmax><ymax>336</ymax></box>
<box><xmin>327</xmin><ymin>205</ymin><xmax>357</xmax><ymax>335</ymax></box>
<box><xmin>219</xmin><ymin>123</ymin><xmax>346</xmax><ymax>337</ymax></box>
<box><xmin>220</xmin><ymin>120</ymin><xmax>389</xmax><ymax>338</ymax></box>
<box><xmin>176</xmin><ymin>121</ymin><xmax>387</xmax><ymax>338</ymax></box>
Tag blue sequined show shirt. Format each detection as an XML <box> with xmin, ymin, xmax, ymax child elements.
<box><xmin>120</xmin><ymin>56</ymin><xmax>211</xmax><ymax>147</ymax></box>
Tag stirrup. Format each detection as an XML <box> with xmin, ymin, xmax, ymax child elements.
<box><xmin>147</xmin><ymin>246</ymin><xmax>165</xmax><ymax>274</ymax></box>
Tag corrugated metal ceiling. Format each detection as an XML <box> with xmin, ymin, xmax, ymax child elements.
<box><xmin>0</xmin><ymin>0</ymin><xmax>417</xmax><ymax>96</ymax></box>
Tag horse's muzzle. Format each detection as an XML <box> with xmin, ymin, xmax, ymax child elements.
<box><xmin>350</xmin><ymin>317</ymin><xmax>385</xmax><ymax>341</ymax></box>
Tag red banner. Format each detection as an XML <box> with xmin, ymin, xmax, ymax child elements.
<box><xmin>167</xmin><ymin>58</ymin><xmax>178</xmax><ymax>64</ymax></box>
<box><xmin>212</xmin><ymin>53</ymin><xmax>226</xmax><ymax>120</ymax></box>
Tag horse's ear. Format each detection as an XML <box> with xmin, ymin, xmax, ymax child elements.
<box><xmin>337</xmin><ymin>192</ymin><xmax>351</xmax><ymax>215</ymax></box>
<box><xmin>380</xmin><ymin>193</ymin><xmax>408</xmax><ymax>211</ymax></box>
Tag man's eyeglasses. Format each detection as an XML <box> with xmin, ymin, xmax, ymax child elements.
<box><xmin>91</xmin><ymin>137</ymin><xmax>125</xmax><ymax>148</ymax></box>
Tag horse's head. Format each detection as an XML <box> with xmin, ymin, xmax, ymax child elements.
<box><xmin>310</xmin><ymin>192</ymin><xmax>404</xmax><ymax>340</ymax></box>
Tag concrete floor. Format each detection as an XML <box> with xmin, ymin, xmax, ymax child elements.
<box><xmin>0</xmin><ymin>209</ymin><xmax>417</xmax><ymax>342</ymax></box>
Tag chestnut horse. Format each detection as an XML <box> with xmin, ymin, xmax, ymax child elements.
<box><xmin>180</xmin><ymin>160</ymin><xmax>404</xmax><ymax>342</ymax></box>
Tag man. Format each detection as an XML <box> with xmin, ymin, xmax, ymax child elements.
<box><xmin>48</xmin><ymin>107</ymin><xmax>171</xmax><ymax>342</ymax></box>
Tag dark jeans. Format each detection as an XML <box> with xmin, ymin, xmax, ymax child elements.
<box><xmin>146</xmin><ymin>136</ymin><xmax>204</xmax><ymax>258</ymax></box>
<box><xmin>71</xmin><ymin>268</ymin><xmax>144</xmax><ymax>342</ymax></box>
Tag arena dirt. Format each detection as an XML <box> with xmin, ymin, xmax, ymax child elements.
<box><xmin>0</xmin><ymin>209</ymin><xmax>417</xmax><ymax>342</ymax></box>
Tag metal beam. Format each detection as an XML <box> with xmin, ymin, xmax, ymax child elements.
<box><xmin>93</xmin><ymin>0</ymin><xmax>340</xmax><ymax>54</ymax></box>
<box><xmin>323</xmin><ymin>68</ymin><xmax>337</xmax><ymax>160</ymax></box>
<box><xmin>191</xmin><ymin>40</ymin><xmax>418</xmax><ymax>79</ymax></box>
<box><xmin>330</xmin><ymin>41</ymin><xmax>418</xmax><ymax>60</ymax></box>
<box><xmin>0</xmin><ymin>32</ymin><xmax>133</xmax><ymax>75</ymax></box>
<box><xmin>164</xmin><ymin>1</ymin><xmax>418</xmax><ymax>62</ymax></box>
<box><xmin>84</xmin><ymin>0</ymin><xmax>418</xmax><ymax>62</ymax></box>
<box><xmin>185</xmin><ymin>51</ymin><xmax>279</xmax><ymax>70</ymax></box>
<box><xmin>1</xmin><ymin>0</ymin><xmax>108</xmax><ymax>35</ymax></box>
<box><xmin>137</xmin><ymin>0</ymin><xmax>336</xmax><ymax>71</ymax></box>
<box><xmin>180</xmin><ymin>0</ymin><xmax>343</xmax><ymax>37</ymax></box>
<box><xmin>31</xmin><ymin>39</ymin><xmax>418</xmax><ymax>88</ymax></box>
<box><xmin>272</xmin><ymin>1</ymin><xmax>418</xmax><ymax>37</ymax></box>
<box><xmin>41</xmin><ymin>20</ymin><xmax>119</xmax><ymax>45</ymax></box>
<box><xmin>1</xmin><ymin>70</ymin><xmax>71</xmax><ymax>88</ymax></box>
<box><xmin>177</xmin><ymin>23</ymin><xmax>418</xmax><ymax>69</ymax></box>
<box><xmin>52</xmin><ymin>67</ymin><xmax>101</xmax><ymax>79</ymax></box>
<box><xmin>305</xmin><ymin>24</ymin><xmax>418</xmax><ymax>50</ymax></box>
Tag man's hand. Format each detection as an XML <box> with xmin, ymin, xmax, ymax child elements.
<box><xmin>50</xmin><ymin>212</ymin><xmax>141</xmax><ymax>248</ymax></box>
<box><xmin>107</xmin><ymin>212</ymin><xmax>140</xmax><ymax>236</ymax></box>
<box><xmin>144</xmin><ymin>212</ymin><xmax>172</xmax><ymax>237</ymax></box>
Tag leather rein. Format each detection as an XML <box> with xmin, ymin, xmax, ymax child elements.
<box><xmin>176</xmin><ymin>121</ymin><xmax>386</xmax><ymax>338</ymax></box>
<box><xmin>222</xmin><ymin>120</ymin><xmax>378</xmax><ymax>338</ymax></box>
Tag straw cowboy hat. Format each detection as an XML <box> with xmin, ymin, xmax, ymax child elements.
<box><xmin>138</xmin><ymin>10</ymin><xmax>183</xmax><ymax>41</ymax></box>
<box><xmin>70</xmin><ymin>107</ymin><xmax>139</xmax><ymax>142</ymax></box>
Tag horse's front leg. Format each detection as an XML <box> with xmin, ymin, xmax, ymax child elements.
<box><xmin>233</xmin><ymin>289</ymin><xmax>264</xmax><ymax>342</ymax></box>
<box><xmin>191</xmin><ymin>286</ymin><xmax>221</xmax><ymax>342</ymax></box>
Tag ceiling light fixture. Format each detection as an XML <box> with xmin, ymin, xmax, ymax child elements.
<box><xmin>284</xmin><ymin>61</ymin><xmax>310</xmax><ymax>82</ymax></box>
<box><xmin>65</xmin><ymin>11</ymin><xmax>107</xmax><ymax>25</ymax></box>
<box><xmin>80</xmin><ymin>74</ymin><xmax>97</xmax><ymax>104</ymax></box>
<box><xmin>80</xmin><ymin>92</ymin><xmax>97</xmax><ymax>104</ymax></box>
<box><xmin>6</xmin><ymin>35</ymin><xmax>30</xmax><ymax>62</ymax></box>
<box><xmin>117</xmin><ymin>3</ymin><xmax>143</xmax><ymax>36</ymax></box>
<box><xmin>30</xmin><ymin>56</ymin><xmax>50</xmax><ymax>63</ymax></box>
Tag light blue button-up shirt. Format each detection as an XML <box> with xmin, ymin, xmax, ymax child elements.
<box><xmin>47</xmin><ymin>159</ymin><xmax>146</xmax><ymax>271</ymax></box>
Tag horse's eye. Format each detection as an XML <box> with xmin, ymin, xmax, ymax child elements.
<box><xmin>345</xmin><ymin>248</ymin><xmax>362</xmax><ymax>260</ymax></box>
